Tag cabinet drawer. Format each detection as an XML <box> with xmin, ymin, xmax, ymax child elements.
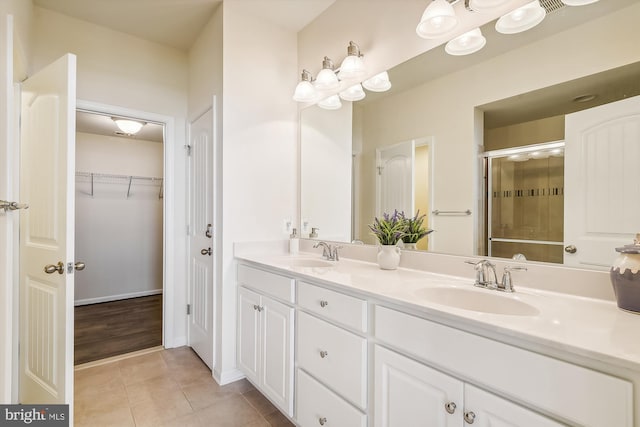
<box><xmin>297</xmin><ymin>369</ymin><xmax>366</xmax><ymax>427</ymax></box>
<box><xmin>375</xmin><ymin>305</ymin><xmax>633</xmax><ymax>427</ymax></box>
<box><xmin>298</xmin><ymin>311</ymin><xmax>367</xmax><ymax>409</ymax></box>
<box><xmin>237</xmin><ymin>264</ymin><xmax>295</xmax><ymax>303</ymax></box>
<box><xmin>298</xmin><ymin>281</ymin><xmax>367</xmax><ymax>332</ymax></box>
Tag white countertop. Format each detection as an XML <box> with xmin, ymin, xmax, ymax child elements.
<box><xmin>235</xmin><ymin>250</ymin><xmax>640</xmax><ymax>372</ymax></box>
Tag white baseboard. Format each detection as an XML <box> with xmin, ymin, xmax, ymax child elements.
<box><xmin>214</xmin><ymin>368</ymin><xmax>245</xmax><ymax>386</ymax></box>
<box><xmin>74</xmin><ymin>289</ymin><xmax>163</xmax><ymax>306</ymax></box>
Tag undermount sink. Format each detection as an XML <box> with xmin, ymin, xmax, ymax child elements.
<box><xmin>284</xmin><ymin>258</ymin><xmax>334</xmax><ymax>268</ymax></box>
<box><xmin>415</xmin><ymin>287</ymin><xmax>540</xmax><ymax>316</ymax></box>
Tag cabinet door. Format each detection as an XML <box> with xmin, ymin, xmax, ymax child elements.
<box><xmin>261</xmin><ymin>295</ymin><xmax>294</xmax><ymax>417</ymax></box>
<box><xmin>238</xmin><ymin>287</ymin><xmax>261</xmax><ymax>384</ymax></box>
<box><xmin>374</xmin><ymin>346</ymin><xmax>462</xmax><ymax>427</ymax></box>
<box><xmin>464</xmin><ymin>384</ymin><xmax>564</xmax><ymax>427</ymax></box>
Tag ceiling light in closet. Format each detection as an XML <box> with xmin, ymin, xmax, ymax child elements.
<box><xmin>445</xmin><ymin>28</ymin><xmax>486</xmax><ymax>55</ymax></box>
<box><xmin>495</xmin><ymin>0</ymin><xmax>546</xmax><ymax>34</ymax></box>
<box><xmin>339</xmin><ymin>42</ymin><xmax>366</xmax><ymax>80</ymax></box>
<box><xmin>112</xmin><ymin>118</ymin><xmax>145</xmax><ymax>135</ymax></box>
<box><xmin>416</xmin><ymin>0</ymin><xmax>459</xmax><ymax>39</ymax></box>
<box><xmin>293</xmin><ymin>69</ymin><xmax>318</xmax><ymax>103</ymax></box>
<box><xmin>362</xmin><ymin>71</ymin><xmax>392</xmax><ymax>92</ymax></box>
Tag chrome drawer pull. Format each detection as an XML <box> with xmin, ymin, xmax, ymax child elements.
<box><xmin>445</xmin><ymin>401</ymin><xmax>456</xmax><ymax>414</ymax></box>
<box><xmin>319</xmin><ymin>417</ymin><xmax>327</xmax><ymax>425</ymax></box>
<box><xmin>319</xmin><ymin>350</ymin><xmax>328</xmax><ymax>358</ymax></box>
<box><xmin>320</xmin><ymin>300</ymin><xmax>329</xmax><ymax>308</ymax></box>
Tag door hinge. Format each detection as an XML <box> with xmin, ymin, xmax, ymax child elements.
<box><xmin>187</xmin><ymin>304</ymin><xmax>191</xmax><ymax>315</ymax></box>
<box><xmin>377</xmin><ymin>166</ymin><xmax>383</xmax><ymax>175</ymax></box>
<box><xmin>185</xmin><ymin>145</ymin><xmax>192</xmax><ymax>156</ymax></box>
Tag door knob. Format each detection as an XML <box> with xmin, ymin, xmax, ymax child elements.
<box><xmin>74</xmin><ymin>262</ymin><xmax>86</xmax><ymax>271</ymax></box>
<box><xmin>44</xmin><ymin>262</ymin><xmax>64</xmax><ymax>274</ymax></box>
<box><xmin>201</xmin><ymin>248</ymin><xmax>212</xmax><ymax>256</ymax></box>
<box><xmin>564</xmin><ymin>245</ymin><xmax>577</xmax><ymax>254</ymax></box>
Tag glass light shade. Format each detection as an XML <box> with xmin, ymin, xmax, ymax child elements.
<box><xmin>317</xmin><ymin>95</ymin><xmax>342</xmax><ymax>110</ymax></box>
<box><xmin>445</xmin><ymin>28</ymin><xmax>486</xmax><ymax>56</ymax></box>
<box><xmin>315</xmin><ymin>68</ymin><xmax>340</xmax><ymax>91</ymax></box>
<box><xmin>550</xmin><ymin>148</ymin><xmax>564</xmax><ymax>157</ymax></box>
<box><xmin>362</xmin><ymin>71</ymin><xmax>392</xmax><ymax>92</ymax></box>
<box><xmin>529</xmin><ymin>150</ymin><xmax>550</xmax><ymax>159</ymax></box>
<box><xmin>293</xmin><ymin>80</ymin><xmax>318</xmax><ymax>103</ymax></box>
<box><xmin>416</xmin><ymin>0</ymin><xmax>458</xmax><ymax>39</ymax></box>
<box><xmin>562</xmin><ymin>0</ymin><xmax>599</xmax><ymax>5</ymax></box>
<box><xmin>339</xmin><ymin>55</ymin><xmax>366</xmax><ymax>80</ymax></box>
<box><xmin>339</xmin><ymin>83</ymin><xmax>366</xmax><ymax>102</ymax></box>
<box><xmin>496</xmin><ymin>0</ymin><xmax>546</xmax><ymax>34</ymax></box>
<box><xmin>113</xmin><ymin>118</ymin><xmax>144</xmax><ymax>135</ymax></box>
<box><xmin>507</xmin><ymin>154</ymin><xmax>529</xmax><ymax>162</ymax></box>
<box><xmin>469</xmin><ymin>0</ymin><xmax>510</xmax><ymax>12</ymax></box>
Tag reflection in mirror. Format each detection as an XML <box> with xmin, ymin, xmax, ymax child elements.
<box><xmin>300</xmin><ymin>0</ymin><xmax>640</xmax><ymax>269</ymax></box>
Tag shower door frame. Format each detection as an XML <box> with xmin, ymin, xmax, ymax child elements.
<box><xmin>483</xmin><ymin>140</ymin><xmax>565</xmax><ymax>259</ymax></box>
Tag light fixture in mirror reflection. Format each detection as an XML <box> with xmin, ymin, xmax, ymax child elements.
<box><xmin>299</xmin><ymin>0</ymin><xmax>640</xmax><ymax>270</ymax></box>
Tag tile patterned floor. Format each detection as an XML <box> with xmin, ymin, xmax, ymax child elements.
<box><xmin>74</xmin><ymin>347</ymin><xmax>295</xmax><ymax>427</ymax></box>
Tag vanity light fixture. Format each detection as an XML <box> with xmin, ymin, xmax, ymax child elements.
<box><xmin>338</xmin><ymin>41</ymin><xmax>366</xmax><ymax>80</ymax></box>
<box><xmin>339</xmin><ymin>83</ymin><xmax>366</xmax><ymax>102</ymax></box>
<box><xmin>112</xmin><ymin>117</ymin><xmax>145</xmax><ymax>135</ymax></box>
<box><xmin>314</xmin><ymin>57</ymin><xmax>340</xmax><ymax>91</ymax></box>
<box><xmin>562</xmin><ymin>0</ymin><xmax>599</xmax><ymax>5</ymax></box>
<box><xmin>293</xmin><ymin>69</ymin><xmax>318</xmax><ymax>103</ymax></box>
<box><xmin>317</xmin><ymin>94</ymin><xmax>342</xmax><ymax>110</ymax></box>
<box><xmin>362</xmin><ymin>71</ymin><xmax>392</xmax><ymax>92</ymax></box>
<box><xmin>445</xmin><ymin>27</ymin><xmax>486</xmax><ymax>55</ymax></box>
<box><xmin>495</xmin><ymin>0</ymin><xmax>546</xmax><ymax>34</ymax></box>
<box><xmin>467</xmin><ymin>0</ymin><xmax>511</xmax><ymax>13</ymax></box>
<box><xmin>416</xmin><ymin>0</ymin><xmax>459</xmax><ymax>39</ymax></box>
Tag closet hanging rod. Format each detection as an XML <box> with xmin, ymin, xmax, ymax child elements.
<box><xmin>75</xmin><ymin>171</ymin><xmax>163</xmax><ymax>181</ymax></box>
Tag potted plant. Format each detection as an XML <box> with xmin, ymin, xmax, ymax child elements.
<box><xmin>399</xmin><ymin>210</ymin><xmax>433</xmax><ymax>250</ymax></box>
<box><xmin>369</xmin><ymin>210</ymin><xmax>405</xmax><ymax>269</ymax></box>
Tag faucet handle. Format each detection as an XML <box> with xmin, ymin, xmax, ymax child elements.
<box><xmin>499</xmin><ymin>265</ymin><xmax>527</xmax><ymax>292</ymax></box>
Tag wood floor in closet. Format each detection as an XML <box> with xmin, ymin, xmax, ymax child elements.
<box><xmin>74</xmin><ymin>294</ymin><xmax>162</xmax><ymax>365</ymax></box>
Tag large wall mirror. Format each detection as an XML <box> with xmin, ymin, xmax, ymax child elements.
<box><xmin>300</xmin><ymin>0</ymin><xmax>640</xmax><ymax>270</ymax></box>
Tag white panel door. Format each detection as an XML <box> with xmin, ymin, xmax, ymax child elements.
<box><xmin>19</xmin><ymin>54</ymin><xmax>76</xmax><ymax>405</ymax></box>
<box><xmin>374</xmin><ymin>345</ymin><xmax>462</xmax><ymax>427</ymax></box>
<box><xmin>564</xmin><ymin>95</ymin><xmax>640</xmax><ymax>268</ymax></box>
<box><xmin>260</xmin><ymin>295</ymin><xmax>293</xmax><ymax>417</ymax></box>
<box><xmin>237</xmin><ymin>286</ymin><xmax>260</xmax><ymax>384</ymax></box>
<box><xmin>464</xmin><ymin>384</ymin><xmax>564</xmax><ymax>427</ymax></box>
<box><xmin>188</xmin><ymin>107</ymin><xmax>214</xmax><ymax>368</ymax></box>
<box><xmin>377</xmin><ymin>140</ymin><xmax>415</xmax><ymax>217</ymax></box>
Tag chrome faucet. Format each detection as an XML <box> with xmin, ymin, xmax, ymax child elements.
<box><xmin>499</xmin><ymin>265</ymin><xmax>527</xmax><ymax>292</ymax></box>
<box><xmin>465</xmin><ymin>259</ymin><xmax>498</xmax><ymax>289</ymax></box>
<box><xmin>313</xmin><ymin>241</ymin><xmax>341</xmax><ymax>261</ymax></box>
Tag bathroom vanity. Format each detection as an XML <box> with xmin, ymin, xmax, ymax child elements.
<box><xmin>235</xmin><ymin>243</ymin><xmax>640</xmax><ymax>427</ymax></box>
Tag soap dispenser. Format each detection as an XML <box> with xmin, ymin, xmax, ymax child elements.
<box><xmin>289</xmin><ymin>228</ymin><xmax>299</xmax><ymax>254</ymax></box>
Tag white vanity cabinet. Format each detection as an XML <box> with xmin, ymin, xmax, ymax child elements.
<box><xmin>296</xmin><ymin>281</ymin><xmax>368</xmax><ymax>426</ymax></box>
<box><xmin>237</xmin><ymin>265</ymin><xmax>295</xmax><ymax>417</ymax></box>
<box><xmin>374</xmin><ymin>345</ymin><xmax>563</xmax><ymax>427</ymax></box>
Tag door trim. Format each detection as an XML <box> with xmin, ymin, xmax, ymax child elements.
<box><xmin>76</xmin><ymin>100</ymin><xmax>177</xmax><ymax>347</ymax></box>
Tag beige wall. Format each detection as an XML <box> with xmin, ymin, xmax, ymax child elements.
<box><xmin>485</xmin><ymin>115</ymin><xmax>565</xmax><ymax>151</ymax></box>
<box><xmin>414</xmin><ymin>144</ymin><xmax>430</xmax><ymax>251</ymax></box>
<box><xmin>353</xmin><ymin>3</ymin><xmax>640</xmax><ymax>257</ymax></box>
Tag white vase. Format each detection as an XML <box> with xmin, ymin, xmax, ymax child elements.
<box><xmin>403</xmin><ymin>242</ymin><xmax>418</xmax><ymax>250</ymax></box>
<box><xmin>377</xmin><ymin>245</ymin><xmax>401</xmax><ymax>270</ymax></box>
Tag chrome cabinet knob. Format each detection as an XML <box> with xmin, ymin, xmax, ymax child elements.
<box><xmin>319</xmin><ymin>350</ymin><xmax>328</xmax><ymax>358</ymax></box>
<box><xmin>318</xmin><ymin>417</ymin><xmax>327</xmax><ymax>425</ymax></box>
<box><xmin>445</xmin><ymin>401</ymin><xmax>457</xmax><ymax>414</ymax></box>
<box><xmin>44</xmin><ymin>262</ymin><xmax>64</xmax><ymax>275</ymax></box>
<box><xmin>319</xmin><ymin>300</ymin><xmax>329</xmax><ymax>308</ymax></box>
<box><xmin>564</xmin><ymin>244</ymin><xmax>577</xmax><ymax>254</ymax></box>
<box><xmin>464</xmin><ymin>411</ymin><xmax>476</xmax><ymax>424</ymax></box>
<box><xmin>201</xmin><ymin>247</ymin><xmax>212</xmax><ymax>256</ymax></box>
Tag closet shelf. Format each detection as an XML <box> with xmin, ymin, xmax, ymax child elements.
<box><xmin>75</xmin><ymin>171</ymin><xmax>163</xmax><ymax>199</ymax></box>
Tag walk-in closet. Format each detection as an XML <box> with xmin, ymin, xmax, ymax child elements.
<box><xmin>73</xmin><ymin>111</ymin><xmax>164</xmax><ymax>364</ymax></box>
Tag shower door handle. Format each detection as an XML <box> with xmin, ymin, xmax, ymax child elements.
<box><xmin>564</xmin><ymin>245</ymin><xmax>577</xmax><ymax>254</ymax></box>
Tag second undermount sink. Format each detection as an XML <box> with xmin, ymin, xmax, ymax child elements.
<box><xmin>284</xmin><ymin>258</ymin><xmax>334</xmax><ymax>268</ymax></box>
<box><xmin>415</xmin><ymin>287</ymin><xmax>540</xmax><ymax>316</ymax></box>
